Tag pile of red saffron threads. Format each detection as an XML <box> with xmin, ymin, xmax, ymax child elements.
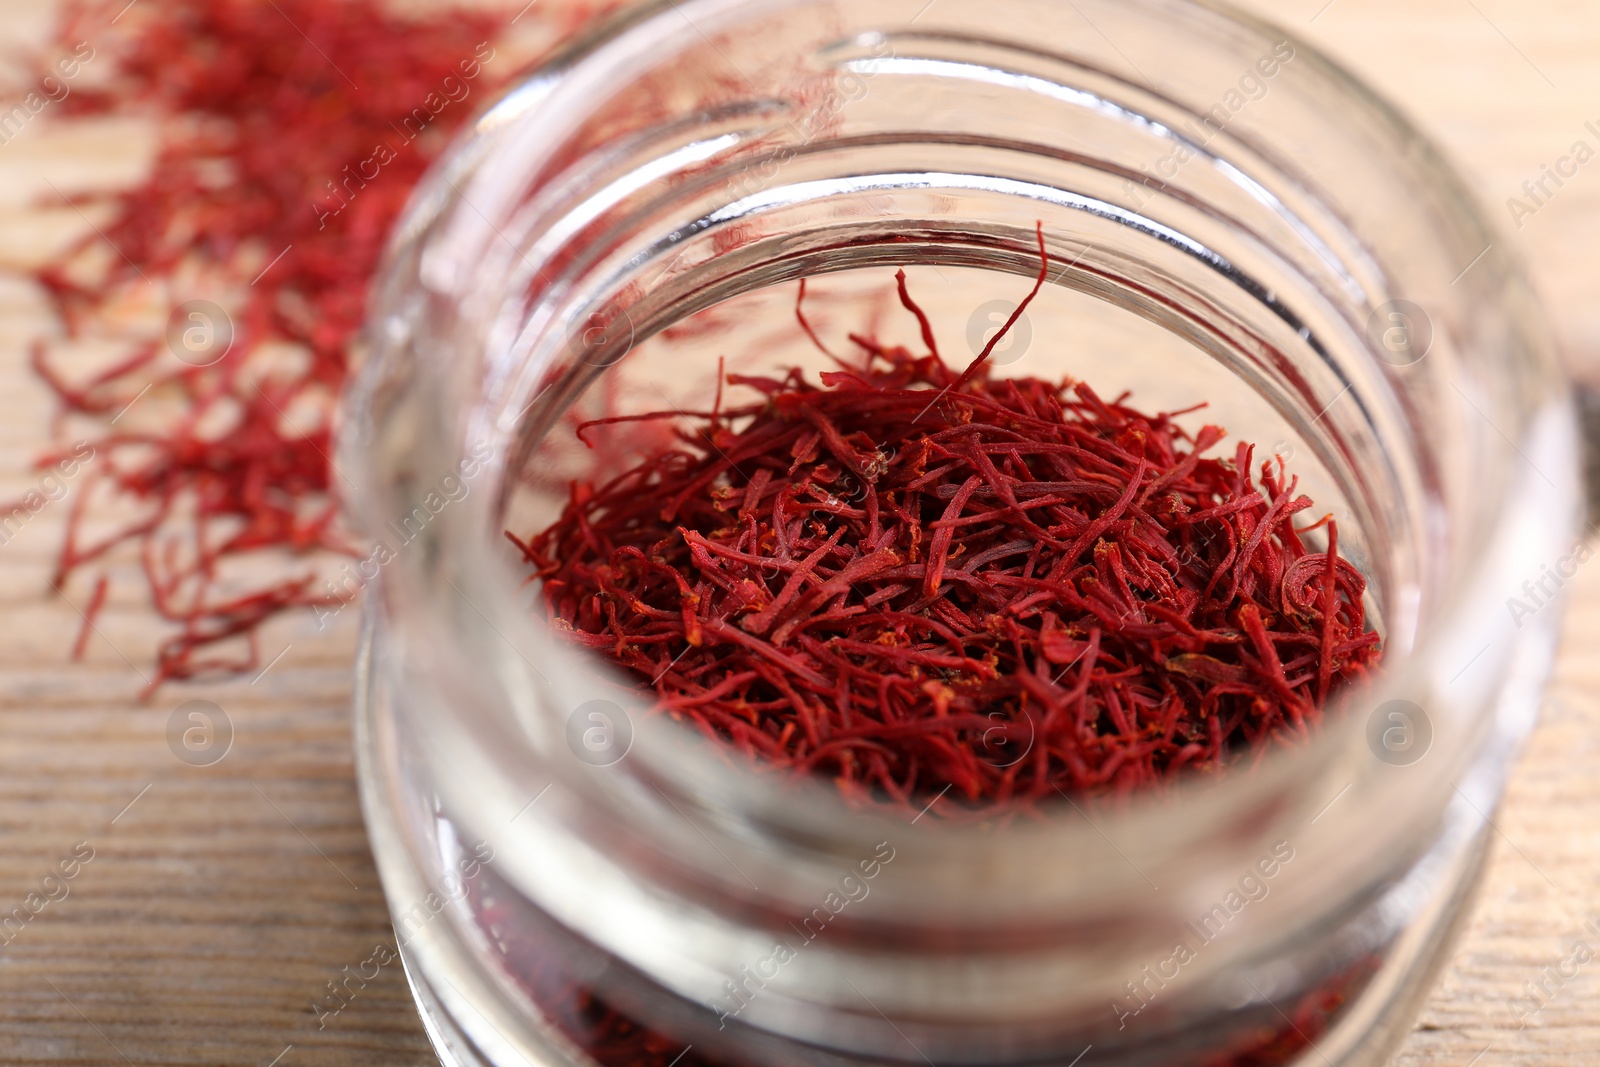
<box><xmin>24</xmin><ymin>0</ymin><xmax>608</xmax><ymax>691</ymax></box>
<box><xmin>514</xmin><ymin>232</ymin><xmax>1383</xmax><ymax>807</ymax></box>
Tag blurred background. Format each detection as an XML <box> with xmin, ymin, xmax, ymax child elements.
<box><xmin>0</xmin><ymin>0</ymin><xmax>1595</xmax><ymax>1064</ymax></box>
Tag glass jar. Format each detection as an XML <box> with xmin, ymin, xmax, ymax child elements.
<box><xmin>340</xmin><ymin>1</ymin><xmax>1581</xmax><ymax>1065</ymax></box>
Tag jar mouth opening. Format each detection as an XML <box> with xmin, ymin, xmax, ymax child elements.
<box><xmin>347</xmin><ymin>0</ymin><xmax>1577</xmax><ymax>931</ymax></box>
<box><xmin>485</xmin><ymin>224</ymin><xmax>1397</xmax><ymax>832</ymax></box>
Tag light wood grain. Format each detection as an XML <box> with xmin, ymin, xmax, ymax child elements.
<box><xmin>0</xmin><ymin>1</ymin><xmax>1597</xmax><ymax>1065</ymax></box>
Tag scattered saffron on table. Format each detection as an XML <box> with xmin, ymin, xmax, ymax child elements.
<box><xmin>24</xmin><ymin>0</ymin><xmax>607</xmax><ymax>690</ymax></box>
<box><xmin>512</xmin><ymin>236</ymin><xmax>1382</xmax><ymax>806</ymax></box>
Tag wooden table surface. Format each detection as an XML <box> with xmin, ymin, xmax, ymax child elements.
<box><xmin>1</xmin><ymin>0</ymin><xmax>1598</xmax><ymax>1064</ymax></box>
